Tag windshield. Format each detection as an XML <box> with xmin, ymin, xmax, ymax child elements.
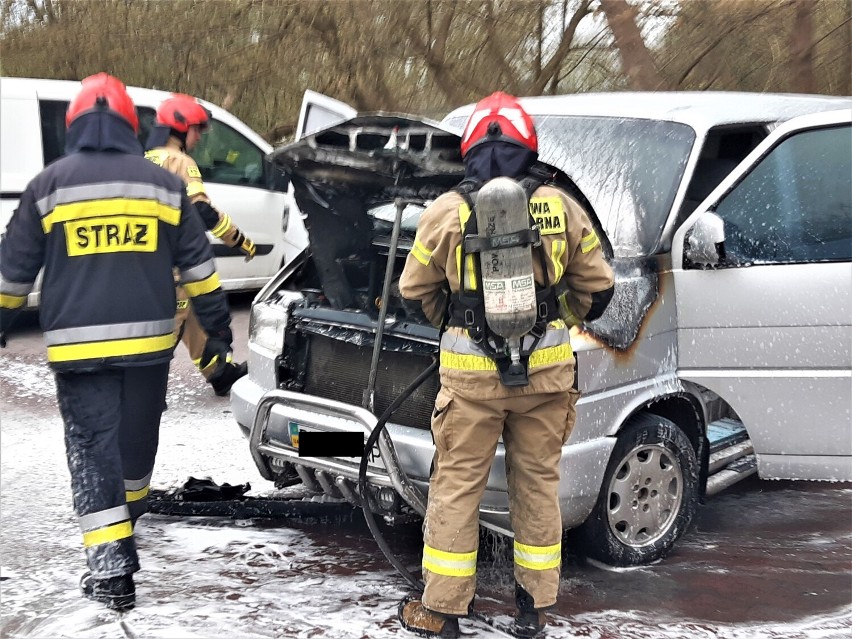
<box><xmin>444</xmin><ymin>114</ymin><xmax>695</xmax><ymax>256</ymax></box>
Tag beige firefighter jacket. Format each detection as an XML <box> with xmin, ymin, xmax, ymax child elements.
<box><xmin>399</xmin><ymin>184</ymin><xmax>614</xmax><ymax>399</ymax></box>
<box><xmin>145</xmin><ymin>137</ymin><xmax>244</xmax><ymax>248</ymax></box>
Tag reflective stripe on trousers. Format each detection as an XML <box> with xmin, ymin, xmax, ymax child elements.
<box><xmin>124</xmin><ymin>470</ymin><xmax>154</xmax><ymax>523</ymax></box>
<box><xmin>55</xmin><ymin>363</ymin><xmax>169</xmax><ymax>579</ymax></box>
<box><xmin>514</xmin><ymin>540</ymin><xmax>561</xmax><ymax>571</ymax></box>
<box><xmin>423</xmin><ymin>544</ymin><xmax>477</xmax><ymax>577</ymax></box>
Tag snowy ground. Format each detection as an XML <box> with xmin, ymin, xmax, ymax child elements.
<box><xmin>2</xmin><ymin>307</ymin><xmax>851</xmax><ymax>639</ymax></box>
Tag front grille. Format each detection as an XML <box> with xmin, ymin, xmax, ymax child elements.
<box><xmin>303</xmin><ymin>333</ymin><xmax>439</xmax><ymax>429</ymax></box>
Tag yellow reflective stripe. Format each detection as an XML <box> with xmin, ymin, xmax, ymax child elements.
<box><xmin>423</xmin><ymin>544</ymin><xmax>477</xmax><ymax>577</ymax></box>
<box><xmin>514</xmin><ymin>540</ymin><xmax>561</xmax><ymax>571</ymax></box>
<box><xmin>456</xmin><ymin>202</ymin><xmax>479</xmax><ymax>291</ymax></box>
<box><xmin>41</xmin><ymin>198</ymin><xmax>181</xmax><ymax>233</ymax></box>
<box><xmin>551</xmin><ymin>240</ymin><xmax>566</xmax><ymax>282</ymax></box>
<box><xmin>211</xmin><ymin>214</ymin><xmax>232</xmax><ymax>238</ymax></box>
<box><xmin>464</xmin><ymin>254</ymin><xmax>477</xmax><ymax>291</ymax></box>
<box><xmin>186</xmin><ymin>181</ymin><xmax>206</xmax><ymax>198</ymax></box>
<box><xmin>530</xmin><ymin>342</ymin><xmax>573</xmax><ymax>366</ymax></box>
<box><xmin>458</xmin><ymin>201</ymin><xmax>472</xmax><ymax>228</ymax></box>
<box><xmin>581</xmin><ymin>231</ymin><xmax>600</xmax><ymax>254</ymax></box>
<box><xmin>183</xmin><ymin>273</ymin><xmax>221</xmax><ymax>297</ymax></box>
<box><xmin>125</xmin><ymin>486</ymin><xmax>150</xmax><ymax>502</ymax></box>
<box><xmin>194</xmin><ymin>354</ymin><xmax>219</xmax><ymax>373</ymax></box>
<box><xmin>47</xmin><ymin>334</ymin><xmax>175</xmax><ymax>363</ymax></box>
<box><xmin>82</xmin><ymin>521</ymin><xmax>133</xmax><ymax>548</ymax></box>
<box><xmin>441</xmin><ymin>342</ymin><xmax>573</xmax><ymax>371</ymax></box>
<box><xmin>144</xmin><ymin>149</ymin><xmax>169</xmax><ymax>166</ymax></box>
<box><xmin>558</xmin><ymin>295</ymin><xmax>582</xmax><ymax>326</ymax></box>
<box><xmin>0</xmin><ymin>293</ymin><xmax>26</xmax><ymax>309</ymax></box>
<box><xmin>411</xmin><ymin>238</ymin><xmax>432</xmax><ymax>266</ymax></box>
<box><xmin>441</xmin><ymin>350</ymin><xmax>497</xmax><ymax>371</ymax></box>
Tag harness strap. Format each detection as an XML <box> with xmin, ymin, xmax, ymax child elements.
<box><xmin>447</xmin><ymin>174</ymin><xmax>564</xmax><ymax>385</ymax></box>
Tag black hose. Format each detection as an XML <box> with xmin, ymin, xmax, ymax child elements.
<box><xmin>358</xmin><ymin>359</ymin><xmax>438</xmax><ymax>593</ymax></box>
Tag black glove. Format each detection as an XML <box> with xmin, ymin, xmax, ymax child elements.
<box><xmin>233</xmin><ymin>229</ymin><xmax>256</xmax><ymax>262</ymax></box>
<box><xmin>199</xmin><ymin>338</ymin><xmax>232</xmax><ymax>373</ymax></box>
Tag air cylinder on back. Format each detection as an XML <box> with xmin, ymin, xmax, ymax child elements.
<box><xmin>474</xmin><ymin>177</ymin><xmax>537</xmax><ymax>340</ymax></box>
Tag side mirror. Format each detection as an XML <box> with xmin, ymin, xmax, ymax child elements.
<box><xmin>264</xmin><ymin>156</ymin><xmax>291</xmax><ymax>193</ymax></box>
<box><xmin>685</xmin><ymin>211</ymin><xmax>726</xmax><ymax>267</ymax></box>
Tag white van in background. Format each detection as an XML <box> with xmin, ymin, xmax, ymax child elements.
<box><xmin>0</xmin><ymin>77</ymin><xmax>308</xmax><ymax>307</ymax></box>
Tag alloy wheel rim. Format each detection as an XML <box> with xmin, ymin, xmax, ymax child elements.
<box><xmin>606</xmin><ymin>443</ymin><xmax>684</xmax><ymax>547</ymax></box>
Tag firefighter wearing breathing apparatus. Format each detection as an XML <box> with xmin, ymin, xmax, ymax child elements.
<box><xmin>145</xmin><ymin>94</ymin><xmax>253</xmax><ymax>396</ymax></box>
<box><xmin>398</xmin><ymin>92</ymin><xmax>614</xmax><ymax>638</ymax></box>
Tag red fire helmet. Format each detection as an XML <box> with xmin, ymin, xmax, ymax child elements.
<box><xmin>66</xmin><ymin>73</ymin><xmax>139</xmax><ymax>133</ymax></box>
<box><xmin>155</xmin><ymin>94</ymin><xmax>211</xmax><ymax>133</ymax></box>
<box><xmin>459</xmin><ymin>91</ymin><xmax>537</xmax><ymax>158</ymax></box>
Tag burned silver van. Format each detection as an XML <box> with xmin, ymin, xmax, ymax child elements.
<box><xmin>231</xmin><ymin>92</ymin><xmax>851</xmax><ymax>566</ymax></box>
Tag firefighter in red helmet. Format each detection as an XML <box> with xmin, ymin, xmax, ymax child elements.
<box><xmin>397</xmin><ymin>92</ymin><xmax>614</xmax><ymax>638</ymax></box>
<box><xmin>145</xmin><ymin>94</ymin><xmax>253</xmax><ymax>396</ymax></box>
<box><xmin>0</xmin><ymin>73</ymin><xmax>235</xmax><ymax>610</ymax></box>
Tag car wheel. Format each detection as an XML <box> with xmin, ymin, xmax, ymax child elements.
<box><xmin>577</xmin><ymin>412</ymin><xmax>699</xmax><ymax>566</ymax></box>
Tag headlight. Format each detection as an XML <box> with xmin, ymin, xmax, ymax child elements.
<box><xmin>249</xmin><ymin>293</ymin><xmax>302</xmax><ymax>355</ymax></box>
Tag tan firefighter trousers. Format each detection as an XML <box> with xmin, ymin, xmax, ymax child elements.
<box><xmin>421</xmin><ymin>386</ymin><xmax>578</xmax><ymax>615</ymax></box>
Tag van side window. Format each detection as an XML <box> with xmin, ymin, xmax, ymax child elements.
<box><xmin>40</xmin><ymin>101</ymin><xmax>156</xmax><ymax>162</ymax></box>
<box><xmin>137</xmin><ymin>107</ymin><xmax>156</xmax><ymax>148</ymax></box>
<box><xmin>677</xmin><ymin>125</ymin><xmax>768</xmax><ymax>225</ymax></box>
<box><xmin>39</xmin><ymin>101</ymin><xmax>68</xmax><ymax>165</ymax></box>
<box><xmin>190</xmin><ymin>121</ymin><xmax>263</xmax><ymax>188</ymax></box>
<box><xmin>716</xmin><ymin>124</ymin><xmax>852</xmax><ymax>263</ymax></box>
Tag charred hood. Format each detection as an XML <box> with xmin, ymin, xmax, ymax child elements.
<box><xmin>270</xmin><ymin>113</ymin><xmax>650</xmax><ymax>352</ymax></box>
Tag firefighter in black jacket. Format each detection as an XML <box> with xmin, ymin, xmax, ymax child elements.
<box><xmin>0</xmin><ymin>73</ymin><xmax>235</xmax><ymax>611</ymax></box>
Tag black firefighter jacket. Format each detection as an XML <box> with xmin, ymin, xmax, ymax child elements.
<box><xmin>0</xmin><ymin>110</ymin><xmax>232</xmax><ymax>371</ymax></box>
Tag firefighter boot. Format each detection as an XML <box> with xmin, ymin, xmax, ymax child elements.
<box><xmin>209</xmin><ymin>361</ymin><xmax>248</xmax><ymax>396</ymax></box>
<box><xmin>80</xmin><ymin>571</ymin><xmax>135</xmax><ymax>611</ymax></box>
<box><xmin>514</xmin><ymin>584</ymin><xmax>547</xmax><ymax>638</ymax></box>
<box><xmin>398</xmin><ymin>597</ymin><xmax>461</xmax><ymax>638</ymax></box>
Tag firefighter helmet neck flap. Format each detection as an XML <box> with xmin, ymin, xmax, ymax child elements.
<box><xmin>65</xmin><ymin>73</ymin><xmax>142</xmax><ymax>155</ymax></box>
<box><xmin>461</xmin><ymin>92</ymin><xmax>539</xmax><ymax>185</ymax></box>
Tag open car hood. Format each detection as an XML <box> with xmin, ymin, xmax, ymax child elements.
<box><xmin>270</xmin><ymin>113</ymin><xmax>465</xmax><ymax>197</ymax></box>
<box><xmin>268</xmin><ymin>114</ymin><xmax>465</xmax><ymax>314</ymax></box>
<box><xmin>270</xmin><ymin>112</ymin><xmax>648</xmax><ymax>351</ymax></box>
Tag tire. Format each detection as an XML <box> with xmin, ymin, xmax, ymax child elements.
<box><xmin>576</xmin><ymin>412</ymin><xmax>699</xmax><ymax>566</ymax></box>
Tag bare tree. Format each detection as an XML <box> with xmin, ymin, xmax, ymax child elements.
<box><xmin>598</xmin><ymin>0</ymin><xmax>669</xmax><ymax>90</ymax></box>
<box><xmin>789</xmin><ymin>0</ymin><xmax>816</xmax><ymax>93</ymax></box>
<box><xmin>2</xmin><ymin>0</ymin><xmax>849</xmax><ymax>140</ymax></box>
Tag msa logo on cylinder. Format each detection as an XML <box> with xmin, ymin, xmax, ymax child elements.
<box><xmin>65</xmin><ymin>216</ymin><xmax>158</xmax><ymax>256</ymax></box>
